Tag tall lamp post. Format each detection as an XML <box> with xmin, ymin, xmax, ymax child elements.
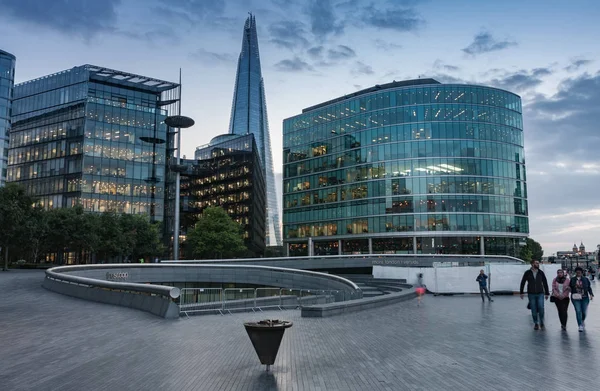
<box><xmin>165</xmin><ymin>114</ymin><xmax>194</xmax><ymax>260</ymax></box>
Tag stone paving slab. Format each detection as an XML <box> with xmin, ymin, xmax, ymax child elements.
<box><xmin>1</xmin><ymin>271</ymin><xmax>599</xmax><ymax>391</ymax></box>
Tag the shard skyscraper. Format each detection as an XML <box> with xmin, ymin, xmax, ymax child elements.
<box><xmin>228</xmin><ymin>14</ymin><xmax>282</xmax><ymax>247</ymax></box>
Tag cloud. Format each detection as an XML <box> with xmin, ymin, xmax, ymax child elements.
<box><xmin>362</xmin><ymin>4</ymin><xmax>424</xmax><ymax>32</ymax></box>
<box><xmin>327</xmin><ymin>45</ymin><xmax>356</xmax><ymax>60</ymax></box>
<box><xmin>433</xmin><ymin>60</ymin><xmax>460</xmax><ymax>72</ymax></box>
<box><xmin>189</xmin><ymin>48</ymin><xmax>236</xmax><ymax>64</ymax></box>
<box><xmin>564</xmin><ymin>58</ymin><xmax>593</xmax><ymax>72</ymax></box>
<box><xmin>0</xmin><ymin>0</ymin><xmax>121</xmax><ymax>38</ymax></box>
<box><xmin>159</xmin><ymin>0</ymin><xmax>225</xmax><ymax>19</ymax></box>
<box><xmin>269</xmin><ymin>20</ymin><xmax>310</xmax><ymax>50</ymax></box>
<box><xmin>523</xmin><ymin>72</ymin><xmax>600</xmax><ymax>250</ymax></box>
<box><xmin>374</xmin><ymin>39</ymin><xmax>402</xmax><ymax>51</ymax></box>
<box><xmin>462</xmin><ymin>32</ymin><xmax>517</xmax><ymax>55</ymax></box>
<box><xmin>307</xmin><ymin>46</ymin><xmax>324</xmax><ymax>58</ymax></box>
<box><xmin>352</xmin><ymin>61</ymin><xmax>374</xmax><ymax>75</ymax></box>
<box><xmin>306</xmin><ymin>0</ymin><xmax>344</xmax><ymax>38</ymax></box>
<box><xmin>274</xmin><ymin>57</ymin><xmax>315</xmax><ymax>72</ymax></box>
<box><xmin>488</xmin><ymin>67</ymin><xmax>552</xmax><ymax>92</ymax></box>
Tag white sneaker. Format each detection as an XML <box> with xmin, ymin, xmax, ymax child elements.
<box><xmin>578</xmin><ymin>325</ymin><xmax>584</xmax><ymax>332</ymax></box>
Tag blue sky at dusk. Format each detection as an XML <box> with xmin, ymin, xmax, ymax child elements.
<box><xmin>1</xmin><ymin>0</ymin><xmax>599</xmax><ymax>255</ymax></box>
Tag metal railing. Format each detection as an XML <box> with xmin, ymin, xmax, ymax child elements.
<box><xmin>179</xmin><ymin>288</ymin><xmax>224</xmax><ymax>316</ymax></box>
<box><xmin>178</xmin><ymin>287</ymin><xmax>343</xmax><ymax>317</ymax></box>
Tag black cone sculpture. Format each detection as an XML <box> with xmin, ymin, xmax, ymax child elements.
<box><xmin>244</xmin><ymin>319</ymin><xmax>293</xmax><ymax>371</ymax></box>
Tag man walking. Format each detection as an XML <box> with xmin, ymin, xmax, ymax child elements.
<box><xmin>520</xmin><ymin>260</ymin><xmax>550</xmax><ymax>330</ymax></box>
<box><xmin>476</xmin><ymin>269</ymin><xmax>493</xmax><ymax>302</ymax></box>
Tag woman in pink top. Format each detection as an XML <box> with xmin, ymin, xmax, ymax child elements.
<box><xmin>551</xmin><ymin>269</ymin><xmax>571</xmax><ymax>330</ymax></box>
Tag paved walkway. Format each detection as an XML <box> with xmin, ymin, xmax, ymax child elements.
<box><xmin>1</xmin><ymin>271</ymin><xmax>599</xmax><ymax>391</ymax></box>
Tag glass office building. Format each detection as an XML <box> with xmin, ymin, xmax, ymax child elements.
<box><xmin>178</xmin><ymin>133</ymin><xmax>266</xmax><ymax>256</ymax></box>
<box><xmin>227</xmin><ymin>14</ymin><xmax>281</xmax><ymax>247</ymax></box>
<box><xmin>8</xmin><ymin>65</ymin><xmax>179</xmax><ymax>222</ymax></box>
<box><xmin>0</xmin><ymin>49</ymin><xmax>16</xmax><ymax>186</ymax></box>
<box><xmin>283</xmin><ymin>79</ymin><xmax>528</xmax><ymax>257</ymax></box>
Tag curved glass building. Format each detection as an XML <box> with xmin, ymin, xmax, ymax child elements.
<box><xmin>0</xmin><ymin>49</ymin><xmax>16</xmax><ymax>186</ymax></box>
<box><xmin>282</xmin><ymin>79</ymin><xmax>528</xmax><ymax>257</ymax></box>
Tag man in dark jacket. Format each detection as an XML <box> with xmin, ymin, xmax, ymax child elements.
<box><xmin>476</xmin><ymin>269</ymin><xmax>493</xmax><ymax>302</ymax></box>
<box><xmin>519</xmin><ymin>260</ymin><xmax>550</xmax><ymax>330</ymax></box>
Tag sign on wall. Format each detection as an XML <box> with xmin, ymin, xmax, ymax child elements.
<box><xmin>106</xmin><ymin>272</ymin><xmax>129</xmax><ymax>281</ymax></box>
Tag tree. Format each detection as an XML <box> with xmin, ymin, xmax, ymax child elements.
<box><xmin>0</xmin><ymin>184</ymin><xmax>36</xmax><ymax>270</ymax></box>
<box><xmin>96</xmin><ymin>212</ymin><xmax>124</xmax><ymax>262</ymax></box>
<box><xmin>185</xmin><ymin>207</ymin><xmax>247</xmax><ymax>259</ymax></box>
<box><xmin>520</xmin><ymin>246</ymin><xmax>533</xmax><ymax>263</ymax></box>
<box><xmin>120</xmin><ymin>214</ymin><xmax>164</xmax><ymax>262</ymax></box>
<box><xmin>519</xmin><ymin>238</ymin><xmax>543</xmax><ymax>263</ymax></box>
<box><xmin>22</xmin><ymin>206</ymin><xmax>50</xmax><ymax>263</ymax></box>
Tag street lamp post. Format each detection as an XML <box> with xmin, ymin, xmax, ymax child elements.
<box><xmin>165</xmin><ymin>114</ymin><xmax>194</xmax><ymax>260</ymax></box>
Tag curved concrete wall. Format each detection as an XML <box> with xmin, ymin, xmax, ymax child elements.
<box><xmin>43</xmin><ymin>264</ymin><xmax>361</xmax><ymax>319</ymax></box>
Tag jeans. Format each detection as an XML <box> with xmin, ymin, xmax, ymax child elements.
<box><xmin>528</xmin><ymin>293</ymin><xmax>545</xmax><ymax>325</ymax></box>
<box><xmin>479</xmin><ymin>286</ymin><xmax>492</xmax><ymax>301</ymax></box>
<box><xmin>554</xmin><ymin>298</ymin><xmax>570</xmax><ymax>327</ymax></box>
<box><xmin>572</xmin><ymin>297</ymin><xmax>590</xmax><ymax>326</ymax></box>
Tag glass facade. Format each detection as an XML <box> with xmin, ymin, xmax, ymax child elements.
<box><xmin>282</xmin><ymin>79</ymin><xmax>528</xmax><ymax>257</ymax></box>
<box><xmin>180</xmin><ymin>133</ymin><xmax>266</xmax><ymax>256</ymax></box>
<box><xmin>0</xmin><ymin>49</ymin><xmax>16</xmax><ymax>186</ymax></box>
<box><xmin>8</xmin><ymin>65</ymin><xmax>179</xmax><ymax>220</ymax></box>
<box><xmin>227</xmin><ymin>14</ymin><xmax>281</xmax><ymax>247</ymax></box>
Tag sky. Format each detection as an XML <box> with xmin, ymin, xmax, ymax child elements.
<box><xmin>1</xmin><ymin>0</ymin><xmax>599</xmax><ymax>255</ymax></box>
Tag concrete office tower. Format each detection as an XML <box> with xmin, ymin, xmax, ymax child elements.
<box><xmin>0</xmin><ymin>49</ymin><xmax>16</xmax><ymax>186</ymax></box>
<box><xmin>228</xmin><ymin>14</ymin><xmax>281</xmax><ymax>247</ymax></box>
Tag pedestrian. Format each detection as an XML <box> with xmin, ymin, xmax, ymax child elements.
<box><xmin>551</xmin><ymin>269</ymin><xmax>570</xmax><ymax>331</ymax></box>
<box><xmin>476</xmin><ymin>269</ymin><xmax>493</xmax><ymax>302</ymax></box>
<box><xmin>415</xmin><ymin>273</ymin><xmax>426</xmax><ymax>305</ymax></box>
<box><xmin>570</xmin><ymin>266</ymin><xmax>594</xmax><ymax>332</ymax></box>
<box><xmin>415</xmin><ymin>285</ymin><xmax>426</xmax><ymax>306</ymax></box>
<box><xmin>519</xmin><ymin>260</ymin><xmax>550</xmax><ymax>330</ymax></box>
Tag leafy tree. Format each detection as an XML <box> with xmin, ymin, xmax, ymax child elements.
<box><xmin>185</xmin><ymin>207</ymin><xmax>247</xmax><ymax>259</ymax></box>
<box><xmin>527</xmin><ymin>238</ymin><xmax>544</xmax><ymax>261</ymax></box>
<box><xmin>519</xmin><ymin>238</ymin><xmax>543</xmax><ymax>262</ymax></box>
<box><xmin>23</xmin><ymin>206</ymin><xmax>50</xmax><ymax>263</ymax></box>
<box><xmin>120</xmin><ymin>214</ymin><xmax>164</xmax><ymax>262</ymax></box>
<box><xmin>520</xmin><ymin>246</ymin><xmax>533</xmax><ymax>263</ymax></box>
<box><xmin>70</xmin><ymin>207</ymin><xmax>100</xmax><ymax>263</ymax></box>
<box><xmin>45</xmin><ymin>208</ymin><xmax>76</xmax><ymax>264</ymax></box>
<box><xmin>96</xmin><ymin>212</ymin><xmax>124</xmax><ymax>262</ymax></box>
<box><xmin>0</xmin><ymin>184</ymin><xmax>36</xmax><ymax>270</ymax></box>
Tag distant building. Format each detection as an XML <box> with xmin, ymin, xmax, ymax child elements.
<box><xmin>0</xmin><ymin>49</ymin><xmax>16</xmax><ymax>186</ymax></box>
<box><xmin>179</xmin><ymin>133</ymin><xmax>266</xmax><ymax>257</ymax></box>
<box><xmin>558</xmin><ymin>241</ymin><xmax>594</xmax><ymax>260</ymax></box>
<box><xmin>8</xmin><ymin>65</ymin><xmax>179</xmax><ymax>218</ymax></box>
<box><xmin>227</xmin><ymin>14</ymin><xmax>281</xmax><ymax>247</ymax></box>
<box><xmin>8</xmin><ymin>65</ymin><xmax>180</xmax><ymax>263</ymax></box>
<box><xmin>283</xmin><ymin>79</ymin><xmax>529</xmax><ymax>257</ymax></box>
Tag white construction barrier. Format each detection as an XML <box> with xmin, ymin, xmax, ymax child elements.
<box><xmin>374</xmin><ymin>263</ymin><xmax>563</xmax><ymax>294</ymax></box>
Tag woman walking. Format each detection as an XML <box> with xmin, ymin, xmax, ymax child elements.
<box><xmin>551</xmin><ymin>269</ymin><xmax>570</xmax><ymax>330</ymax></box>
<box><xmin>570</xmin><ymin>267</ymin><xmax>594</xmax><ymax>332</ymax></box>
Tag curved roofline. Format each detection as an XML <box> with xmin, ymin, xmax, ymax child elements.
<box><xmin>301</xmin><ymin>79</ymin><xmax>521</xmax><ymax>114</ymax></box>
<box><xmin>0</xmin><ymin>49</ymin><xmax>16</xmax><ymax>60</ymax></box>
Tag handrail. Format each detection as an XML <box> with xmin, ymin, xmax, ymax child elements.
<box><xmin>45</xmin><ymin>263</ymin><xmax>362</xmax><ymax>298</ymax></box>
<box><xmin>163</xmin><ymin>253</ymin><xmax>525</xmax><ymax>264</ymax></box>
<box><xmin>45</xmin><ymin>266</ymin><xmax>181</xmax><ymax>299</ymax></box>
